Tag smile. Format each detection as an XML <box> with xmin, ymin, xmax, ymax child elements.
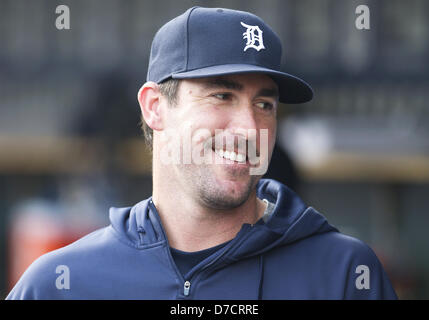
<box><xmin>214</xmin><ymin>149</ymin><xmax>246</xmax><ymax>163</ymax></box>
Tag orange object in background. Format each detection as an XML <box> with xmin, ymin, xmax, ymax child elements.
<box><xmin>7</xmin><ymin>201</ymin><xmax>96</xmax><ymax>291</ymax></box>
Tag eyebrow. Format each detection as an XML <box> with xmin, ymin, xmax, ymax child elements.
<box><xmin>202</xmin><ymin>78</ymin><xmax>244</xmax><ymax>91</ymax></box>
<box><xmin>256</xmin><ymin>87</ymin><xmax>279</xmax><ymax>99</ymax></box>
<box><xmin>202</xmin><ymin>77</ymin><xmax>279</xmax><ymax>99</ymax></box>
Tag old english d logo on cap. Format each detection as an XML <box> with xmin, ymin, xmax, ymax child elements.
<box><xmin>147</xmin><ymin>6</ymin><xmax>314</xmax><ymax>104</ymax></box>
<box><xmin>241</xmin><ymin>21</ymin><xmax>265</xmax><ymax>52</ymax></box>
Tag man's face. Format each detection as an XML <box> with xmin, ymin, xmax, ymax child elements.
<box><xmin>158</xmin><ymin>73</ymin><xmax>278</xmax><ymax>210</ymax></box>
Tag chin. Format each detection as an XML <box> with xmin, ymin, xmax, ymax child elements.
<box><xmin>197</xmin><ymin>174</ymin><xmax>259</xmax><ymax>210</ymax></box>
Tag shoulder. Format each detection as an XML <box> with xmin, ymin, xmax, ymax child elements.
<box><xmin>265</xmin><ymin>231</ymin><xmax>397</xmax><ymax>299</ymax></box>
<box><xmin>300</xmin><ymin>231</ymin><xmax>397</xmax><ymax>299</ymax></box>
<box><xmin>266</xmin><ymin>228</ymin><xmax>384</xmax><ymax>273</ymax></box>
<box><xmin>297</xmin><ymin>230</ymin><xmax>387</xmax><ymax>272</ymax></box>
<box><xmin>6</xmin><ymin>226</ymin><xmax>117</xmax><ymax>299</ymax></box>
<box><xmin>318</xmin><ymin>231</ymin><xmax>379</xmax><ymax>259</ymax></box>
<box><xmin>271</xmin><ymin>228</ymin><xmax>378</xmax><ymax>259</ymax></box>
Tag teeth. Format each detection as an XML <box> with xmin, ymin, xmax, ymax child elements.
<box><xmin>215</xmin><ymin>149</ymin><xmax>246</xmax><ymax>163</ymax></box>
<box><xmin>236</xmin><ymin>153</ymin><xmax>246</xmax><ymax>163</ymax></box>
<box><xmin>229</xmin><ymin>151</ymin><xmax>236</xmax><ymax>161</ymax></box>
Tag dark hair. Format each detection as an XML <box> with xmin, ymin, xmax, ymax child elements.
<box><xmin>140</xmin><ymin>78</ymin><xmax>180</xmax><ymax>149</ymax></box>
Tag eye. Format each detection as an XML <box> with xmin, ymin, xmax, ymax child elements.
<box><xmin>255</xmin><ymin>101</ymin><xmax>274</xmax><ymax>111</ymax></box>
<box><xmin>212</xmin><ymin>92</ymin><xmax>232</xmax><ymax>100</ymax></box>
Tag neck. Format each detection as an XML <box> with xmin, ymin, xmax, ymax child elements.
<box><xmin>152</xmin><ymin>157</ymin><xmax>266</xmax><ymax>252</ymax></box>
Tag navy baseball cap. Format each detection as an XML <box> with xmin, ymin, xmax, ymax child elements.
<box><xmin>147</xmin><ymin>7</ymin><xmax>313</xmax><ymax>104</ymax></box>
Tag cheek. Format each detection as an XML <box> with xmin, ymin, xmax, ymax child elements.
<box><xmin>192</xmin><ymin>109</ymin><xmax>229</xmax><ymax>134</ymax></box>
<box><xmin>259</xmin><ymin>116</ymin><xmax>276</xmax><ymax>141</ymax></box>
<box><xmin>270</xmin><ymin>121</ymin><xmax>277</xmax><ymax>146</ymax></box>
<box><xmin>163</xmin><ymin>107</ymin><xmax>182</xmax><ymax>131</ymax></box>
<box><xmin>257</xmin><ymin>119</ymin><xmax>276</xmax><ymax>161</ymax></box>
<box><xmin>174</xmin><ymin>113</ymin><xmax>224</xmax><ymax>148</ymax></box>
<box><xmin>270</xmin><ymin>122</ymin><xmax>277</xmax><ymax>153</ymax></box>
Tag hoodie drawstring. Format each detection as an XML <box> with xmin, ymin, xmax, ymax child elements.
<box><xmin>258</xmin><ymin>254</ymin><xmax>265</xmax><ymax>300</ymax></box>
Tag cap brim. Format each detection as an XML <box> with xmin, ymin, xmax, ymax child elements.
<box><xmin>171</xmin><ymin>64</ymin><xmax>313</xmax><ymax>104</ymax></box>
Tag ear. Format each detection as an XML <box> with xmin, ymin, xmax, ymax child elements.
<box><xmin>137</xmin><ymin>81</ymin><xmax>164</xmax><ymax>131</ymax></box>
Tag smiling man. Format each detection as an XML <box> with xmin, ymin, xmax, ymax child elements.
<box><xmin>7</xmin><ymin>7</ymin><xmax>397</xmax><ymax>300</ymax></box>
<box><xmin>142</xmin><ymin>73</ymin><xmax>278</xmax><ymax>252</ymax></box>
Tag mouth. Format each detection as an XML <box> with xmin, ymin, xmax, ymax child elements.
<box><xmin>203</xmin><ymin>136</ymin><xmax>261</xmax><ymax>166</ymax></box>
<box><xmin>214</xmin><ymin>148</ymin><xmax>247</xmax><ymax>164</ymax></box>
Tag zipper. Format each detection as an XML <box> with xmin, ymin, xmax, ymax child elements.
<box><xmin>147</xmin><ymin>201</ymin><xmax>189</xmax><ymax>296</ymax></box>
<box><xmin>179</xmin><ymin>239</ymin><xmax>239</xmax><ymax>298</ymax></box>
<box><xmin>183</xmin><ymin>281</ymin><xmax>191</xmax><ymax>296</ymax></box>
<box><xmin>179</xmin><ymin>224</ymin><xmax>255</xmax><ymax>298</ymax></box>
<box><xmin>147</xmin><ymin>200</ymin><xmax>254</xmax><ymax>298</ymax></box>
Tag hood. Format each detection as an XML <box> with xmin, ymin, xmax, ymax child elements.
<box><xmin>234</xmin><ymin>179</ymin><xmax>338</xmax><ymax>259</ymax></box>
<box><xmin>109</xmin><ymin>179</ymin><xmax>338</xmax><ymax>259</ymax></box>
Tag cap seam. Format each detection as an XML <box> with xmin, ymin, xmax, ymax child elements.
<box><xmin>185</xmin><ymin>7</ymin><xmax>199</xmax><ymax>72</ymax></box>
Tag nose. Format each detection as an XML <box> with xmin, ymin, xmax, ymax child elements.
<box><xmin>227</xmin><ymin>101</ymin><xmax>259</xmax><ymax>135</ymax></box>
<box><xmin>221</xmin><ymin>102</ymin><xmax>259</xmax><ymax>154</ymax></box>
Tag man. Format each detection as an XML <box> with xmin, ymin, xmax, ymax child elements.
<box><xmin>7</xmin><ymin>7</ymin><xmax>397</xmax><ymax>299</ymax></box>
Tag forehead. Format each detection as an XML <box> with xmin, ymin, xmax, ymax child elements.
<box><xmin>180</xmin><ymin>73</ymin><xmax>279</xmax><ymax>93</ymax></box>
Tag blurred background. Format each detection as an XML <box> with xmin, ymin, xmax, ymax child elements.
<box><xmin>0</xmin><ymin>0</ymin><xmax>428</xmax><ymax>299</ymax></box>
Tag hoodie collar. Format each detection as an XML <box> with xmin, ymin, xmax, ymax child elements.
<box><xmin>109</xmin><ymin>179</ymin><xmax>338</xmax><ymax>254</ymax></box>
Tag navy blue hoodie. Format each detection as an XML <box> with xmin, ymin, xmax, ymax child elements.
<box><xmin>6</xmin><ymin>179</ymin><xmax>397</xmax><ymax>299</ymax></box>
